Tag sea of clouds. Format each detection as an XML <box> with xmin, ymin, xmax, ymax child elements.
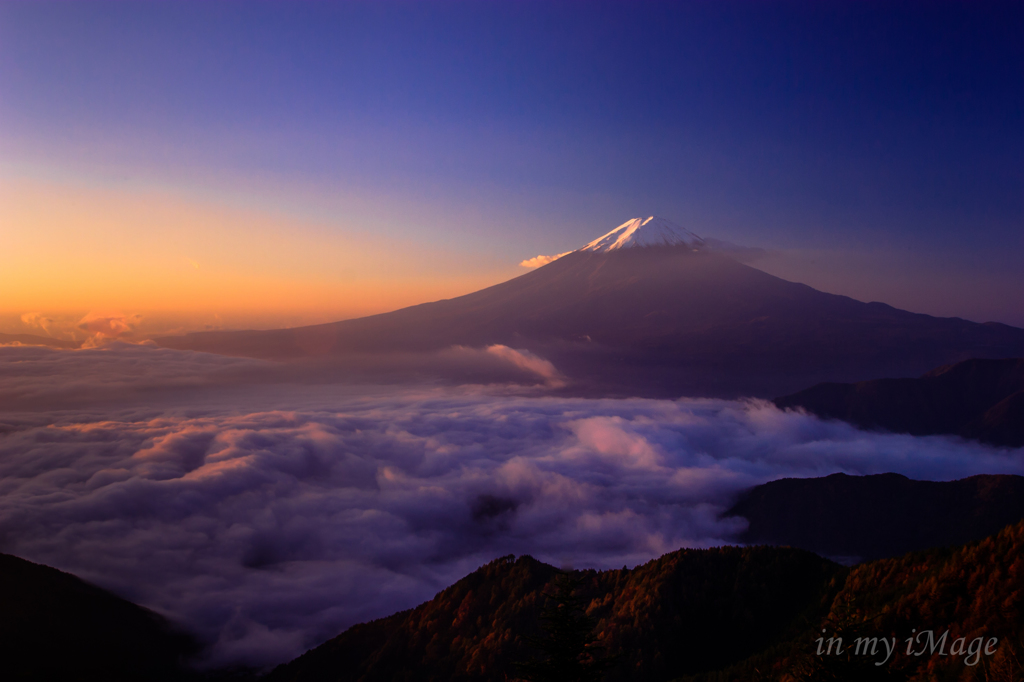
<box><xmin>1</xmin><ymin>344</ymin><xmax>1023</xmax><ymax>669</ymax></box>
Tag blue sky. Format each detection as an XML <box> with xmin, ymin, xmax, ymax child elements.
<box><xmin>2</xmin><ymin>0</ymin><xmax>1022</xmax><ymax>328</ymax></box>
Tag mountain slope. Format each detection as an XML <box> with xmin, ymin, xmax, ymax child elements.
<box><xmin>267</xmin><ymin>518</ymin><xmax>1024</xmax><ymax>682</ymax></box>
<box><xmin>156</xmin><ymin>243</ymin><xmax>1024</xmax><ymax>398</ymax></box>
<box><xmin>0</xmin><ymin>553</ymin><xmax>198</xmax><ymax>681</ymax></box>
<box><xmin>683</xmin><ymin>519</ymin><xmax>1024</xmax><ymax>681</ymax></box>
<box><xmin>265</xmin><ymin>547</ymin><xmax>841</xmax><ymax>682</ymax></box>
<box><xmin>724</xmin><ymin>472</ymin><xmax>1024</xmax><ymax>562</ymax></box>
<box><xmin>775</xmin><ymin>357</ymin><xmax>1024</xmax><ymax>446</ymax></box>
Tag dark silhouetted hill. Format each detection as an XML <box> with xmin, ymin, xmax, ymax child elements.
<box><xmin>774</xmin><ymin>357</ymin><xmax>1024</xmax><ymax>446</ymax></box>
<box><xmin>683</xmin><ymin>519</ymin><xmax>1024</xmax><ymax>681</ymax></box>
<box><xmin>0</xmin><ymin>553</ymin><xmax>199</xmax><ymax>681</ymax></box>
<box><xmin>724</xmin><ymin>472</ymin><xmax>1024</xmax><ymax>562</ymax></box>
<box><xmin>267</xmin><ymin>516</ymin><xmax>1024</xmax><ymax>681</ymax></box>
<box><xmin>265</xmin><ymin>546</ymin><xmax>841</xmax><ymax>682</ymax></box>
<box><xmin>156</xmin><ymin>248</ymin><xmax>1024</xmax><ymax>398</ymax></box>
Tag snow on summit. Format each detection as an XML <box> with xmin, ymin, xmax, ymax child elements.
<box><xmin>579</xmin><ymin>216</ymin><xmax>705</xmax><ymax>252</ymax></box>
<box><xmin>519</xmin><ymin>216</ymin><xmax>704</xmax><ymax>268</ymax></box>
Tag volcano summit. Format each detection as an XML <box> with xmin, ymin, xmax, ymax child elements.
<box><xmin>579</xmin><ymin>216</ymin><xmax>705</xmax><ymax>252</ymax></box>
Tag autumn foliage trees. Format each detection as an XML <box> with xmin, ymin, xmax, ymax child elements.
<box><xmin>268</xmin><ymin>521</ymin><xmax>1024</xmax><ymax>682</ymax></box>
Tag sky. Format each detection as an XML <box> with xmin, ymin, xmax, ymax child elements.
<box><xmin>2</xmin><ymin>0</ymin><xmax>1022</xmax><ymax>336</ymax></box>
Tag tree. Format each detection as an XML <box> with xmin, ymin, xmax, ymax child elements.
<box><xmin>514</xmin><ymin>571</ymin><xmax>612</xmax><ymax>682</ymax></box>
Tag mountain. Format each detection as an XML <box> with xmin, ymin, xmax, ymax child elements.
<box><xmin>266</xmin><ymin>546</ymin><xmax>841</xmax><ymax>682</ymax></box>
<box><xmin>685</xmin><ymin>519</ymin><xmax>1024</xmax><ymax>682</ymax></box>
<box><xmin>155</xmin><ymin>217</ymin><xmax>1024</xmax><ymax>398</ymax></box>
<box><xmin>774</xmin><ymin>357</ymin><xmax>1024</xmax><ymax>446</ymax></box>
<box><xmin>0</xmin><ymin>553</ymin><xmax>198</xmax><ymax>681</ymax></box>
<box><xmin>577</xmin><ymin>216</ymin><xmax>705</xmax><ymax>252</ymax></box>
<box><xmin>266</xmin><ymin>520</ymin><xmax>1024</xmax><ymax>682</ymax></box>
<box><xmin>724</xmin><ymin>472</ymin><xmax>1024</xmax><ymax>562</ymax></box>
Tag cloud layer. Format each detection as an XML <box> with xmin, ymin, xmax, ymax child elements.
<box><xmin>1</xmin><ymin>345</ymin><xmax>1022</xmax><ymax>669</ymax></box>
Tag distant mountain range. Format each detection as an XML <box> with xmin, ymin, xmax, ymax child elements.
<box><xmin>155</xmin><ymin>217</ymin><xmax>1024</xmax><ymax>398</ymax></box>
<box><xmin>775</xmin><ymin>357</ymin><xmax>1024</xmax><ymax>446</ymax></box>
<box><xmin>725</xmin><ymin>472</ymin><xmax>1024</xmax><ymax>563</ymax></box>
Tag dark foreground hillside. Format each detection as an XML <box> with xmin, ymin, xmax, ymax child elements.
<box><xmin>266</xmin><ymin>547</ymin><xmax>842</xmax><ymax>682</ymax></box>
<box><xmin>270</xmin><ymin>522</ymin><xmax>1024</xmax><ymax>682</ymax></box>
<box><xmin>3</xmin><ymin>519</ymin><xmax>1022</xmax><ymax>681</ymax></box>
<box><xmin>0</xmin><ymin>553</ymin><xmax>198</xmax><ymax>681</ymax></box>
<box><xmin>690</xmin><ymin>520</ymin><xmax>1024</xmax><ymax>682</ymax></box>
<box><xmin>725</xmin><ymin>472</ymin><xmax>1024</xmax><ymax>562</ymax></box>
<box><xmin>775</xmin><ymin>357</ymin><xmax>1024</xmax><ymax>447</ymax></box>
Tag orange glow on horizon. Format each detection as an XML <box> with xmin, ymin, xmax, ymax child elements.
<box><xmin>1</xmin><ymin>176</ymin><xmax>518</xmax><ymax>335</ymax></box>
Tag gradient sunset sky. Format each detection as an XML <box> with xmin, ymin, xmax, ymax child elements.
<box><xmin>2</xmin><ymin>0</ymin><xmax>1022</xmax><ymax>339</ymax></box>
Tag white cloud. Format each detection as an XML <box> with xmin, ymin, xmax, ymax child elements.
<box><xmin>519</xmin><ymin>251</ymin><xmax>571</xmax><ymax>268</ymax></box>
<box><xmin>484</xmin><ymin>344</ymin><xmax>565</xmax><ymax>387</ymax></box>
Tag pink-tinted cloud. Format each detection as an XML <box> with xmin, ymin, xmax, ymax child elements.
<box><xmin>20</xmin><ymin>312</ymin><xmax>56</xmax><ymax>336</ymax></box>
<box><xmin>484</xmin><ymin>344</ymin><xmax>565</xmax><ymax>387</ymax></box>
<box><xmin>519</xmin><ymin>251</ymin><xmax>571</xmax><ymax>268</ymax></box>
<box><xmin>77</xmin><ymin>311</ymin><xmax>143</xmax><ymax>346</ymax></box>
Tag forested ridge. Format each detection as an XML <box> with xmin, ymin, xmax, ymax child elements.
<box><xmin>266</xmin><ymin>546</ymin><xmax>843</xmax><ymax>681</ymax></box>
<box><xmin>268</xmin><ymin>522</ymin><xmax>1024</xmax><ymax>682</ymax></box>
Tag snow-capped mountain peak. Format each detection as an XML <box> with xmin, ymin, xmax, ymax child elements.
<box><xmin>519</xmin><ymin>216</ymin><xmax>705</xmax><ymax>268</ymax></box>
<box><xmin>578</xmin><ymin>216</ymin><xmax>705</xmax><ymax>252</ymax></box>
